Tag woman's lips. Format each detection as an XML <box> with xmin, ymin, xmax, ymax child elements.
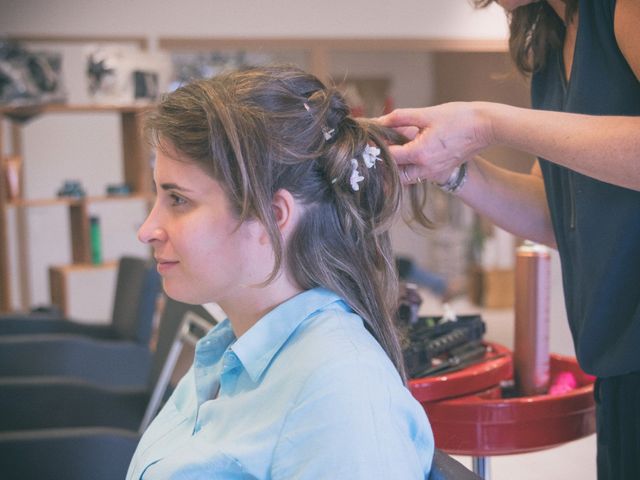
<box><xmin>156</xmin><ymin>259</ymin><xmax>178</xmax><ymax>273</ymax></box>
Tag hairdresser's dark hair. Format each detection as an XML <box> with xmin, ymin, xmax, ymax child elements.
<box><xmin>146</xmin><ymin>64</ymin><xmax>431</xmax><ymax>380</ymax></box>
<box><xmin>473</xmin><ymin>0</ymin><xmax>577</xmax><ymax>75</ymax></box>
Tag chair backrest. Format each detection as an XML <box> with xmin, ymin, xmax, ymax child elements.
<box><xmin>111</xmin><ymin>256</ymin><xmax>161</xmax><ymax>344</ymax></box>
<box><xmin>428</xmin><ymin>449</ymin><xmax>483</xmax><ymax>480</ymax></box>
<box><xmin>140</xmin><ymin>297</ymin><xmax>218</xmax><ymax>431</ymax></box>
<box><xmin>141</xmin><ymin>303</ymin><xmax>218</xmax><ymax>432</ymax></box>
<box><xmin>147</xmin><ymin>297</ymin><xmax>217</xmax><ymax>392</ymax></box>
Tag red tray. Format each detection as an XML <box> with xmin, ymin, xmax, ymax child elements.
<box><xmin>422</xmin><ymin>354</ymin><xmax>596</xmax><ymax>455</ymax></box>
<box><xmin>409</xmin><ymin>342</ymin><xmax>513</xmax><ymax>403</ymax></box>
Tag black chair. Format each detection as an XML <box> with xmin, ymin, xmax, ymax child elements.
<box><xmin>0</xmin><ymin>300</ymin><xmax>218</xmax><ymax>480</ymax></box>
<box><xmin>0</xmin><ymin>427</ymin><xmax>140</xmax><ymax>480</ymax></box>
<box><xmin>430</xmin><ymin>449</ymin><xmax>483</xmax><ymax>480</ymax></box>
<box><xmin>0</xmin><ymin>258</ymin><xmax>161</xmax><ymax>388</ymax></box>
<box><xmin>0</xmin><ymin>298</ymin><xmax>217</xmax><ymax>432</ymax></box>
<box><xmin>0</xmin><ymin>256</ymin><xmax>159</xmax><ymax>345</ymax></box>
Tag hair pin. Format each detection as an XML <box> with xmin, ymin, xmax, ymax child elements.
<box><xmin>322</xmin><ymin>126</ymin><xmax>335</xmax><ymax>141</ymax></box>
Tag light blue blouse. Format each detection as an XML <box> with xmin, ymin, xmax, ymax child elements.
<box><xmin>127</xmin><ymin>288</ymin><xmax>433</xmax><ymax>479</ymax></box>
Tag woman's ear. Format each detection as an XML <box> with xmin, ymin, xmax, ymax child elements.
<box><xmin>273</xmin><ymin>188</ymin><xmax>297</xmax><ymax>231</ymax></box>
<box><xmin>259</xmin><ymin>189</ymin><xmax>298</xmax><ymax>245</ymax></box>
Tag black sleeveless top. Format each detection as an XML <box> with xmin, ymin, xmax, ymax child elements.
<box><xmin>531</xmin><ymin>0</ymin><xmax>640</xmax><ymax>377</ymax></box>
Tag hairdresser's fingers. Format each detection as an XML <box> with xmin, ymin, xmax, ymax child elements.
<box><xmin>388</xmin><ymin>142</ymin><xmax>425</xmax><ymax>167</ymax></box>
<box><xmin>399</xmin><ymin>164</ymin><xmax>427</xmax><ymax>186</ymax></box>
<box><xmin>377</xmin><ymin>108</ymin><xmax>436</xmax><ymax>129</ymax></box>
<box><xmin>390</xmin><ymin>140</ymin><xmax>456</xmax><ymax>185</ymax></box>
<box><xmin>393</xmin><ymin>126</ymin><xmax>419</xmax><ymax>141</ymax></box>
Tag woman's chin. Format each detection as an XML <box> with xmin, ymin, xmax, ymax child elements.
<box><xmin>162</xmin><ymin>281</ymin><xmax>202</xmax><ymax>305</ymax></box>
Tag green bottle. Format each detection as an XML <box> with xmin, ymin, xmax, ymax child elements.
<box><xmin>89</xmin><ymin>216</ymin><xmax>102</xmax><ymax>264</ymax></box>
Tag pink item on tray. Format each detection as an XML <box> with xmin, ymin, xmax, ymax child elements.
<box><xmin>549</xmin><ymin>371</ymin><xmax>578</xmax><ymax>395</ymax></box>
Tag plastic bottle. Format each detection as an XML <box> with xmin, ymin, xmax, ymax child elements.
<box><xmin>89</xmin><ymin>216</ymin><xmax>102</xmax><ymax>264</ymax></box>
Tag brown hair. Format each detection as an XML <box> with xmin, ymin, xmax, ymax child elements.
<box><xmin>146</xmin><ymin>65</ymin><xmax>430</xmax><ymax>380</ymax></box>
<box><xmin>473</xmin><ymin>0</ymin><xmax>577</xmax><ymax>75</ymax></box>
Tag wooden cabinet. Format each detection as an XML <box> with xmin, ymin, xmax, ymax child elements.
<box><xmin>0</xmin><ymin>104</ymin><xmax>152</xmax><ymax>312</ymax></box>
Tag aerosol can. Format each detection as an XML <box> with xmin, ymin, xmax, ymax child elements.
<box><xmin>514</xmin><ymin>241</ymin><xmax>551</xmax><ymax>396</ymax></box>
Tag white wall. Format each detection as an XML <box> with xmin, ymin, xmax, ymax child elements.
<box><xmin>1</xmin><ymin>0</ymin><xmax>508</xmax><ymax>39</ymax></box>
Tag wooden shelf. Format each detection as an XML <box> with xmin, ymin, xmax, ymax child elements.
<box><xmin>158</xmin><ymin>36</ymin><xmax>508</xmax><ymax>81</ymax></box>
<box><xmin>49</xmin><ymin>261</ymin><xmax>119</xmax><ymax>316</ymax></box>
<box><xmin>0</xmin><ymin>103</ymin><xmax>151</xmax><ymax>123</ymax></box>
<box><xmin>6</xmin><ymin>193</ymin><xmax>152</xmax><ymax>208</ymax></box>
<box><xmin>0</xmin><ymin>103</ymin><xmax>151</xmax><ymax>114</ymax></box>
<box><xmin>158</xmin><ymin>36</ymin><xmax>508</xmax><ymax>53</ymax></box>
<box><xmin>9</xmin><ymin>34</ymin><xmax>148</xmax><ymax>49</ymax></box>
<box><xmin>0</xmin><ymin>104</ymin><xmax>152</xmax><ymax>311</ymax></box>
<box><xmin>50</xmin><ymin>261</ymin><xmax>119</xmax><ymax>274</ymax></box>
<box><xmin>89</xmin><ymin>193</ymin><xmax>154</xmax><ymax>204</ymax></box>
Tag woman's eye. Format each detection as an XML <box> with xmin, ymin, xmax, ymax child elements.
<box><xmin>170</xmin><ymin>193</ymin><xmax>187</xmax><ymax>206</ymax></box>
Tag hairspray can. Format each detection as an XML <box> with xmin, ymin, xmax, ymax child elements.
<box><xmin>514</xmin><ymin>241</ymin><xmax>551</xmax><ymax>396</ymax></box>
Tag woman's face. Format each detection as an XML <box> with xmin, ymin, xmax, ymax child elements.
<box><xmin>138</xmin><ymin>142</ymin><xmax>265</xmax><ymax>306</ymax></box>
<box><xmin>496</xmin><ymin>0</ymin><xmax>540</xmax><ymax>12</ymax></box>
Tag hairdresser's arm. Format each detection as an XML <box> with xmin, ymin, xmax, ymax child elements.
<box><xmin>458</xmin><ymin>156</ymin><xmax>556</xmax><ymax>248</ymax></box>
<box><xmin>483</xmin><ymin>102</ymin><xmax>640</xmax><ymax>190</ymax></box>
<box><xmin>381</xmin><ymin>102</ymin><xmax>640</xmax><ymax>191</ymax></box>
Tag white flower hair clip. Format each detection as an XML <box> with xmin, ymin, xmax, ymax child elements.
<box><xmin>349</xmin><ymin>158</ymin><xmax>365</xmax><ymax>191</ymax></box>
<box><xmin>345</xmin><ymin>145</ymin><xmax>384</xmax><ymax>192</ymax></box>
<box><xmin>362</xmin><ymin>144</ymin><xmax>382</xmax><ymax>168</ymax></box>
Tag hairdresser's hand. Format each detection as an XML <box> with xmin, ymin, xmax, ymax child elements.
<box><xmin>378</xmin><ymin>102</ymin><xmax>493</xmax><ymax>185</ymax></box>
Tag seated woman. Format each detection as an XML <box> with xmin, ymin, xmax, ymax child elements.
<box><xmin>128</xmin><ymin>65</ymin><xmax>434</xmax><ymax>479</ymax></box>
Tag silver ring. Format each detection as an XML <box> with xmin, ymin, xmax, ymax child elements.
<box><xmin>402</xmin><ymin>167</ymin><xmax>411</xmax><ymax>183</ymax></box>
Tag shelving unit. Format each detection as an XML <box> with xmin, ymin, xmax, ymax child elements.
<box><xmin>0</xmin><ymin>35</ymin><xmax>522</xmax><ymax>314</ymax></box>
<box><xmin>0</xmin><ymin>103</ymin><xmax>152</xmax><ymax>312</ymax></box>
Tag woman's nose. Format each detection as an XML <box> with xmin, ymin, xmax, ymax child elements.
<box><xmin>138</xmin><ymin>210</ymin><xmax>166</xmax><ymax>245</ymax></box>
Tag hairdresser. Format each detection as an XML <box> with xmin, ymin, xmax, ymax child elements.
<box><xmin>379</xmin><ymin>1</ymin><xmax>640</xmax><ymax>478</ymax></box>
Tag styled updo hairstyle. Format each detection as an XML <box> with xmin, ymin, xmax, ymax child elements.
<box><xmin>146</xmin><ymin>64</ymin><xmax>429</xmax><ymax>380</ymax></box>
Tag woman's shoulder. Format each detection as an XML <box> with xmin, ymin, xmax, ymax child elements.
<box><xmin>273</xmin><ymin>306</ymin><xmax>406</xmax><ymax>396</ymax></box>
<box><xmin>270</xmin><ymin>307</ymin><xmax>434</xmax><ymax>478</ymax></box>
<box><xmin>292</xmin><ymin>307</ymin><xmax>394</xmax><ymax>365</ymax></box>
